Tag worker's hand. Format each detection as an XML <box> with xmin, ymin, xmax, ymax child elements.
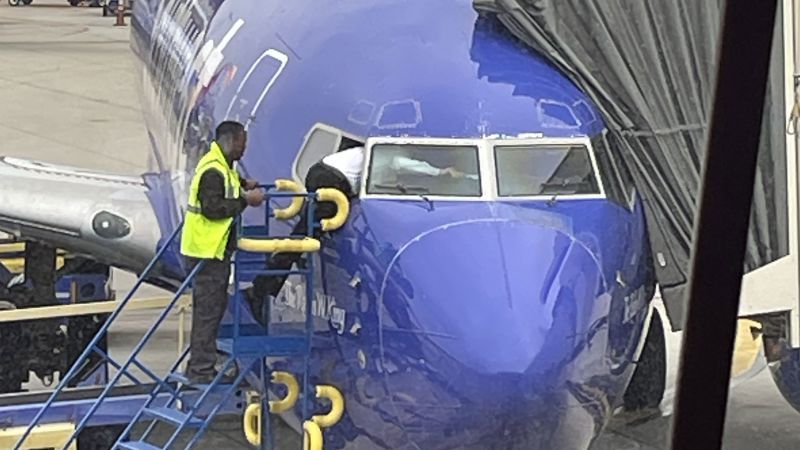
<box><xmin>441</xmin><ymin>167</ymin><xmax>464</xmax><ymax>178</ymax></box>
<box><xmin>243</xmin><ymin>179</ymin><xmax>259</xmax><ymax>190</ymax></box>
<box><xmin>244</xmin><ymin>189</ymin><xmax>265</xmax><ymax>207</ymax></box>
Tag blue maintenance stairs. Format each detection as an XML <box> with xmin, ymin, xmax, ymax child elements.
<box><xmin>12</xmin><ymin>182</ymin><xmax>349</xmax><ymax>450</ymax></box>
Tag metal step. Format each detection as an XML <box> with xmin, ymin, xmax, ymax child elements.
<box><xmin>165</xmin><ymin>372</ymin><xmax>192</xmax><ymax>385</ymax></box>
<box><xmin>116</xmin><ymin>441</ymin><xmax>161</xmax><ymax>450</ymax></box>
<box><xmin>163</xmin><ymin>373</ymin><xmax>212</xmax><ymax>391</ymax></box>
<box><xmin>237</xmin><ymin>268</ymin><xmax>311</xmax><ymax>278</ymax></box>
<box><xmin>165</xmin><ymin>373</ymin><xmax>237</xmax><ymax>390</ymax></box>
<box><xmin>216</xmin><ymin>335</ymin><xmax>308</xmax><ymax>357</ymax></box>
<box><xmin>142</xmin><ymin>406</ymin><xmax>201</xmax><ymax>427</ymax></box>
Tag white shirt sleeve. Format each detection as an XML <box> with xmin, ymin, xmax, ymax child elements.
<box><xmin>390</xmin><ymin>156</ymin><xmax>442</xmax><ymax>176</ymax></box>
<box><xmin>321</xmin><ymin>147</ymin><xmax>365</xmax><ymax>192</ymax></box>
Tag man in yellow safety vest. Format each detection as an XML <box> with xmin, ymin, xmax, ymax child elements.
<box><xmin>180</xmin><ymin>121</ymin><xmax>265</xmax><ymax>383</ymax></box>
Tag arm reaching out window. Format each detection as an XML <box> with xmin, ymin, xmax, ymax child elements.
<box><xmin>391</xmin><ymin>156</ymin><xmax>443</xmax><ymax>176</ymax></box>
<box><xmin>391</xmin><ymin>156</ymin><xmax>468</xmax><ymax>178</ymax></box>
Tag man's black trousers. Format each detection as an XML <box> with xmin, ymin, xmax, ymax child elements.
<box><xmin>185</xmin><ymin>256</ymin><xmax>230</xmax><ymax>378</ymax></box>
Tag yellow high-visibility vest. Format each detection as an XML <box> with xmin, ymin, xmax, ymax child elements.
<box><xmin>180</xmin><ymin>141</ymin><xmax>241</xmax><ymax>260</ymax></box>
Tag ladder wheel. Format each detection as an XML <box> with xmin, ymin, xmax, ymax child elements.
<box><xmin>0</xmin><ymin>301</ymin><xmax>24</xmax><ymax>394</ymax></box>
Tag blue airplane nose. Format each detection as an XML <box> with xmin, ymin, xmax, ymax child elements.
<box><xmin>375</xmin><ymin>218</ymin><xmax>609</xmax><ymax>447</ymax></box>
<box><xmin>379</xmin><ymin>218</ymin><xmax>605</xmax><ymax>376</ymax></box>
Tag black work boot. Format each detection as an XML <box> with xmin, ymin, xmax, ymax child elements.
<box><xmin>187</xmin><ymin>370</ymin><xmax>237</xmax><ymax>385</ymax></box>
<box><xmin>243</xmin><ymin>287</ymin><xmax>268</xmax><ymax>326</ymax></box>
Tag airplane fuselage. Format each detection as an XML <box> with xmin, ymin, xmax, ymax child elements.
<box><xmin>129</xmin><ymin>0</ymin><xmax>656</xmax><ymax>448</ymax></box>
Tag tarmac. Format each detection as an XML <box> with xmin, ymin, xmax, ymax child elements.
<box><xmin>1</xmin><ymin>1</ymin><xmax>799</xmax><ymax>449</ymax></box>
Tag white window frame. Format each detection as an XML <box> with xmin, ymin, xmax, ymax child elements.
<box><xmin>360</xmin><ymin>136</ymin><xmax>490</xmax><ymax>201</ymax></box>
<box><xmin>291</xmin><ymin>123</ymin><xmax>364</xmax><ymax>185</ymax></box>
<box><xmin>360</xmin><ymin>135</ymin><xmax>606</xmax><ymax>202</ymax></box>
<box><xmin>488</xmin><ymin>135</ymin><xmax>607</xmax><ymax>201</ymax></box>
<box><xmin>592</xmin><ymin>129</ymin><xmax>636</xmax><ymax>209</ymax></box>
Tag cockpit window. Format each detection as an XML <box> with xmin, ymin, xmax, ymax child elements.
<box><xmin>494</xmin><ymin>144</ymin><xmax>600</xmax><ymax>197</ymax></box>
<box><xmin>292</xmin><ymin>124</ymin><xmax>365</xmax><ymax>184</ymax></box>
<box><xmin>366</xmin><ymin>144</ymin><xmax>481</xmax><ymax>197</ymax></box>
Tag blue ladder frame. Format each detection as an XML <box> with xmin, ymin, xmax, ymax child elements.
<box><xmin>14</xmin><ymin>184</ymin><xmax>324</xmax><ymax>450</ymax></box>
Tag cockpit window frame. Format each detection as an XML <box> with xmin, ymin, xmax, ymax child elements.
<box><xmin>361</xmin><ymin>136</ymin><xmax>491</xmax><ymax>201</ymax></box>
<box><xmin>360</xmin><ymin>135</ymin><xmax>606</xmax><ymax>202</ymax></box>
<box><xmin>291</xmin><ymin>123</ymin><xmax>365</xmax><ymax>186</ymax></box>
<box><xmin>488</xmin><ymin>136</ymin><xmax>607</xmax><ymax>201</ymax></box>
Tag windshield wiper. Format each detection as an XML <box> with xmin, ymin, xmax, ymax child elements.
<box><xmin>395</xmin><ymin>184</ymin><xmax>434</xmax><ymax>211</ymax></box>
<box><xmin>371</xmin><ymin>183</ymin><xmax>434</xmax><ymax>210</ymax></box>
<box><xmin>541</xmin><ymin>180</ymin><xmax>566</xmax><ymax>207</ymax></box>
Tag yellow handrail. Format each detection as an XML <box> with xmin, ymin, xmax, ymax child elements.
<box><xmin>273</xmin><ymin>179</ymin><xmax>305</xmax><ymax>220</ymax></box>
<box><xmin>316</xmin><ymin>189</ymin><xmax>349</xmax><ymax>231</ymax></box>
<box><xmin>243</xmin><ymin>383</ymin><xmax>343</xmax><ymax>448</ymax></box>
<box><xmin>242</xmin><ymin>372</ymin><xmax>301</xmax><ymax>446</ymax></box>
<box><xmin>243</xmin><ymin>403</ymin><xmax>261</xmax><ymax>446</ymax></box>
<box><xmin>269</xmin><ymin>371</ymin><xmax>300</xmax><ymax>413</ymax></box>
<box><xmin>238</xmin><ymin>237</ymin><xmax>320</xmax><ymax>254</ymax></box>
<box><xmin>312</xmin><ymin>385</ymin><xmax>345</xmax><ymax>428</ymax></box>
<box><xmin>303</xmin><ymin>421</ymin><xmax>323</xmax><ymax>450</ymax></box>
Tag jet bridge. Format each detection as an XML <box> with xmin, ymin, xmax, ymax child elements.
<box><xmin>472</xmin><ymin>0</ymin><xmax>800</xmax><ymax>416</ymax></box>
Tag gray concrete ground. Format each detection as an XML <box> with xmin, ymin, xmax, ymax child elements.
<box><xmin>592</xmin><ymin>313</ymin><xmax>800</xmax><ymax>450</ymax></box>
<box><xmin>1</xmin><ymin>1</ymin><xmax>799</xmax><ymax>449</ymax></box>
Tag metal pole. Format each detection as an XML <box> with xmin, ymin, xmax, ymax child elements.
<box><xmin>178</xmin><ymin>300</ymin><xmax>187</xmax><ymax>359</ymax></box>
<box><xmin>794</xmin><ymin>0</ymin><xmax>800</xmax><ymax>71</ymax></box>
<box><xmin>793</xmin><ymin>0</ymin><xmax>800</xmax><ymax>348</ymax></box>
<box><xmin>114</xmin><ymin>0</ymin><xmax>126</xmax><ymax>27</ymax></box>
<box><xmin>70</xmin><ymin>281</ymin><xmax>78</xmax><ymax>305</ymax></box>
<box><xmin>670</xmin><ymin>1</ymin><xmax>778</xmax><ymax>449</ymax></box>
<box><xmin>303</xmin><ymin>193</ymin><xmax>315</xmax><ymax>423</ymax></box>
<box><xmin>260</xmin><ymin>358</ymin><xmax>270</xmax><ymax>450</ymax></box>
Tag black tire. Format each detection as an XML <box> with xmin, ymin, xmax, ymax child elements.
<box><xmin>623</xmin><ymin>310</ymin><xmax>666</xmax><ymax>410</ymax></box>
<box><xmin>0</xmin><ymin>325</ymin><xmax>25</xmax><ymax>393</ymax></box>
<box><xmin>77</xmin><ymin>425</ymin><xmax>125</xmax><ymax>450</ymax></box>
<box><xmin>8</xmin><ymin>0</ymin><xmax>21</xmax><ymax>6</ymax></box>
<box><xmin>0</xmin><ymin>301</ymin><xmax>25</xmax><ymax>394</ymax></box>
<box><xmin>68</xmin><ymin>0</ymin><xmax>80</xmax><ymax>5</ymax></box>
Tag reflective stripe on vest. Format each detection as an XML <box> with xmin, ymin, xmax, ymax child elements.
<box><xmin>180</xmin><ymin>142</ymin><xmax>242</xmax><ymax>260</ymax></box>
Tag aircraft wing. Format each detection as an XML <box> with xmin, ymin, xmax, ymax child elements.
<box><xmin>0</xmin><ymin>156</ymin><xmax>160</xmax><ymax>273</ymax></box>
